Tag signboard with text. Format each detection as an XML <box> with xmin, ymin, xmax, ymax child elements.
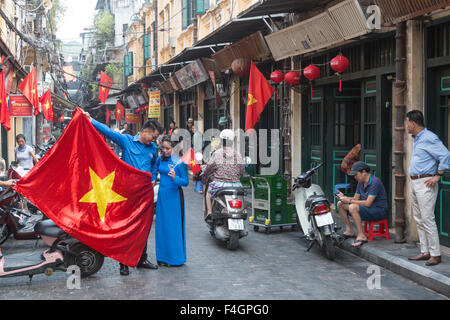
<box><xmin>148</xmin><ymin>90</ymin><xmax>161</xmax><ymax>119</ymax></box>
<box><xmin>125</xmin><ymin>109</ymin><xmax>141</xmax><ymax>124</ymax></box>
<box><xmin>9</xmin><ymin>95</ymin><xmax>33</xmax><ymax>117</ymax></box>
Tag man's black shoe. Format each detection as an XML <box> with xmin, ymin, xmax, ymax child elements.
<box><xmin>137</xmin><ymin>259</ymin><xmax>158</xmax><ymax>269</ymax></box>
<box><xmin>120</xmin><ymin>264</ymin><xmax>129</xmax><ymax>276</ymax></box>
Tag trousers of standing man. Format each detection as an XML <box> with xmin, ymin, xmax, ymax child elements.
<box><xmin>410</xmin><ymin>177</ymin><xmax>440</xmax><ymax>257</ymax></box>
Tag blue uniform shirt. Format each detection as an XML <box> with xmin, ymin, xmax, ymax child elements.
<box><xmin>355</xmin><ymin>175</ymin><xmax>388</xmax><ymax>210</ymax></box>
<box><xmin>91</xmin><ymin>119</ymin><xmax>158</xmax><ymax>181</ymax></box>
<box><xmin>409</xmin><ymin>128</ymin><xmax>450</xmax><ymax>175</ymax></box>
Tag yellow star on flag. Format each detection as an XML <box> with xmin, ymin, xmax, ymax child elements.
<box><xmin>79</xmin><ymin>168</ymin><xmax>127</xmax><ymax>222</ymax></box>
<box><xmin>44</xmin><ymin>101</ymin><xmax>50</xmax><ymax>110</ymax></box>
<box><xmin>247</xmin><ymin>93</ymin><xmax>258</xmax><ymax>106</ymax></box>
<box><xmin>101</xmin><ymin>87</ymin><xmax>106</xmax><ymax>92</ymax></box>
<box><xmin>117</xmin><ymin>109</ymin><xmax>121</xmax><ymax>114</ymax></box>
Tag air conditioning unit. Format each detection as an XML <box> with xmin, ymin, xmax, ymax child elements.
<box><xmin>169</xmin><ymin>37</ymin><xmax>176</xmax><ymax>49</ymax></box>
<box><xmin>24</xmin><ymin>15</ymin><xmax>34</xmax><ymax>34</ymax></box>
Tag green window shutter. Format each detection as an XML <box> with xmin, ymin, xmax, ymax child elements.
<box><xmin>182</xmin><ymin>0</ymin><xmax>188</xmax><ymax>30</ymax></box>
<box><xmin>152</xmin><ymin>22</ymin><xmax>157</xmax><ymax>51</ymax></box>
<box><xmin>129</xmin><ymin>52</ymin><xmax>134</xmax><ymax>76</ymax></box>
<box><xmin>124</xmin><ymin>54</ymin><xmax>129</xmax><ymax>77</ymax></box>
<box><xmin>144</xmin><ymin>33</ymin><xmax>150</xmax><ymax>60</ymax></box>
<box><xmin>196</xmin><ymin>0</ymin><xmax>206</xmax><ymax>14</ymax></box>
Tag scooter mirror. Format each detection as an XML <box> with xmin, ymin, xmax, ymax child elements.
<box><xmin>245</xmin><ymin>157</ymin><xmax>252</xmax><ymax>165</ymax></box>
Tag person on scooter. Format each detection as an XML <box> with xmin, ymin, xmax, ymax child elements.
<box><xmin>336</xmin><ymin>161</ymin><xmax>388</xmax><ymax>247</ymax></box>
<box><xmin>83</xmin><ymin>110</ymin><xmax>162</xmax><ymax>276</ymax></box>
<box><xmin>203</xmin><ymin>129</ymin><xmax>245</xmax><ymax>221</ymax></box>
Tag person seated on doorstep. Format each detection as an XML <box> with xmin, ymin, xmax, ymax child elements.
<box><xmin>336</xmin><ymin>161</ymin><xmax>388</xmax><ymax>247</ymax></box>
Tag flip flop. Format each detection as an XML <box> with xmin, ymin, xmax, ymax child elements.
<box><xmin>352</xmin><ymin>239</ymin><xmax>368</xmax><ymax>247</ymax></box>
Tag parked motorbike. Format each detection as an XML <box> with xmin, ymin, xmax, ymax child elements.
<box><xmin>200</xmin><ymin>153</ymin><xmax>249</xmax><ymax>250</ymax></box>
<box><xmin>292</xmin><ymin>163</ymin><xmax>340</xmax><ymax>260</ymax></box>
<box><xmin>34</xmin><ymin>137</ymin><xmax>56</xmax><ymax>161</ymax></box>
<box><xmin>0</xmin><ymin>166</ymin><xmax>46</xmax><ymax>245</ymax></box>
<box><xmin>0</xmin><ymin>219</ymin><xmax>104</xmax><ymax>280</ymax></box>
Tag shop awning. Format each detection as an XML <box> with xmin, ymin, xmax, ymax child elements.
<box><xmin>239</xmin><ymin>0</ymin><xmax>334</xmax><ymax>17</ymax></box>
<box><xmin>194</xmin><ymin>14</ymin><xmax>286</xmax><ymax>47</ymax></box>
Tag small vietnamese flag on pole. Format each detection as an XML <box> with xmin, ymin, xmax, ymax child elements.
<box><xmin>18</xmin><ymin>67</ymin><xmax>40</xmax><ymax>115</ymax></box>
<box><xmin>106</xmin><ymin>107</ymin><xmax>111</xmax><ymax>124</ymax></box>
<box><xmin>180</xmin><ymin>148</ymin><xmax>201</xmax><ymax>175</ymax></box>
<box><xmin>39</xmin><ymin>89</ymin><xmax>53</xmax><ymax>122</ymax></box>
<box><xmin>0</xmin><ymin>64</ymin><xmax>11</xmax><ymax>131</ymax></box>
<box><xmin>99</xmin><ymin>71</ymin><xmax>113</xmax><ymax>104</ymax></box>
<box><xmin>245</xmin><ymin>61</ymin><xmax>274</xmax><ymax>132</ymax></box>
<box><xmin>115</xmin><ymin>101</ymin><xmax>125</xmax><ymax>122</ymax></box>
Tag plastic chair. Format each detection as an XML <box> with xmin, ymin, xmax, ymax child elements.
<box><xmin>363</xmin><ymin>219</ymin><xmax>390</xmax><ymax>241</ymax></box>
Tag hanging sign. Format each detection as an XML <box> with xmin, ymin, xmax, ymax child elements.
<box><xmin>125</xmin><ymin>109</ymin><xmax>141</xmax><ymax>124</ymax></box>
<box><xmin>9</xmin><ymin>95</ymin><xmax>33</xmax><ymax>117</ymax></box>
<box><xmin>148</xmin><ymin>90</ymin><xmax>161</xmax><ymax>119</ymax></box>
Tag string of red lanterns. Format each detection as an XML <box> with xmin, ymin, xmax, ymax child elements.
<box><xmin>269</xmin><ymin>54</ymin><xmax>350</xmax><ymax>99</ymax></box>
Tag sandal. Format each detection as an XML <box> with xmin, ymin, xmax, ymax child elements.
<box><xmin>352</xmin><ymin>239</ymin><xmax>368</xmax><ymax>247</ymax></box>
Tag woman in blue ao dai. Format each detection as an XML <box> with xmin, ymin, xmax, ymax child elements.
<box><xmin>155</xmin><ymin>136</ymin><xmax>189</xmax><ymax>266</ymax></box>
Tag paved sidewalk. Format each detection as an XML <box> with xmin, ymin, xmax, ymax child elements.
<box><xmin>332</xmin><ymin>213</ymin><xmax>450</xmax><ymax>297</ymax></box>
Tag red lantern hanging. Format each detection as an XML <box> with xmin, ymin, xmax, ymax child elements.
<box><xmin>59</xmin><ymin>114</ymin><xmax>65</xmax><ymax>122</ymax></box>
<box><xmin>303</xmin><ymin>65</ymin><xmax>320</xmax><ymax>99</ymax></box>
<box><xmin>231</xmin><ymin>58</ymin><xmax>251</xmax><ymax>78</ymax></box>
<box><xmin>270</xmin><ymin>70</ymin><xmax>284</xmax><ymax>84</ymax></box>
<box><xmin>330</xmin><ymin>54</ymin><xmax>350</xmax><ymax>92</ymax></box>
<box><xmin>284</xmin><ymin>71</ymin><xmax>300</xmax><ymax>86</ymax></box>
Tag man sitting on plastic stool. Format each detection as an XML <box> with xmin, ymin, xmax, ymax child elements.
<box><xmin>336</xmin><ymin>161</ymin><xmax>388</xmax><ymax>248</ymax></box>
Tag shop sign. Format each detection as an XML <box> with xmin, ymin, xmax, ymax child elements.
<box><xmin>9</xmin><ymin>95</ymin><xmax>33</xmax><ymax>117</ymax></box>
<box><xmin>125</xmin><ymin>109</ymin><xmax>141</xmax><ymax>124</ymax></box>
<box><xmin>148</xmin><ymin>90</ymin><xmax>161</xmax><ymax>119</ymax></box>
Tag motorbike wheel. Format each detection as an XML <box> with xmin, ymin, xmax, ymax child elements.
<box><xmin>227</xmin><ymin>231</ymin><xmax>240</xmax><ymax>250</ymax></box>
<box><xmin>319</xmin><ymin>229</ymin><xmax>336</xmax><ymax>261</ymax></box>
<box><xmin>65</xmin><ymin>242</ymin><xmax>104</xmax><ymax>278</ymax></box>
<box><xmin>0</xmin><ymin>224</ymin><xmax>10</xmax><ymax>245</ymax></box>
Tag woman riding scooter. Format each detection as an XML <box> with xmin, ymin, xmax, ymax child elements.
<box><xmin>203</xmin><ymin>129</ymin><xmax>245</xmax><ymax>222</ymax></box>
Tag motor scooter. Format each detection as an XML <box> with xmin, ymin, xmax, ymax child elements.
<box><xmin>200</xmin><ymin>153</ymin><xmax>249</xmax><ymax>250</ymax></box>
<box><xmin>292</xmin><ymin>163</ymin><xmax>341</xmax><ymax>260</ymax></box>
<box><xmin>0</xmin><ymin>219</ymin><xmax>104</xmax><ymax>280</ymax></box>
<box><xmin>0</xmin><ymin>167</ymin><xmax>46</xmax><ymax>244</ymax></box>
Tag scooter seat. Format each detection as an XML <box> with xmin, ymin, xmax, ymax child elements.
<box><xmin>215</xmin><ymin>187</ymin><xmax>245</xmax><ymax>197</ymax></box>
<box><xmin>34</xmin><ymin>220</ymin><xmax>66</xmax><ymax>238</ymax></box>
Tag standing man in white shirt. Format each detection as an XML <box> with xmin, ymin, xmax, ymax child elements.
<box><xmin>406</xmin><ymin>110</ymin><xmax>450</xmax><ymax>266</ymax></box>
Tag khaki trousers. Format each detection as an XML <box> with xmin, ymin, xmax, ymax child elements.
<box><xmin>410</xmin><ymin>177</ymin><xmax>441</xmax><ymax>257</ymax></box>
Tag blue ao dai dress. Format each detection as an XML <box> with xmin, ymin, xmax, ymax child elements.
<box><xmin>155</xmin><ymin>155</ymin><xmax>189</xmax><ymax>266</ymax></box>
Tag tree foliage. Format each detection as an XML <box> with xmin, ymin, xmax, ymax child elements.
<box><xmin>94</xmin><ymin>10</ymin><xmax>115</xmax><ymax>50</ymax></box>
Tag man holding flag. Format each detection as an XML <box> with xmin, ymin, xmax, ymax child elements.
<box><xmin>83</xmin><ymin>110</ymin><xmax>163</xmax><ymax>276</ymax></box>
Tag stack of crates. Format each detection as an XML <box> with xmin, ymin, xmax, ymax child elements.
<box><xmin>250</xmin><ymin>174</ymin><xmax>297</xmax><ymax>229</ymax></box>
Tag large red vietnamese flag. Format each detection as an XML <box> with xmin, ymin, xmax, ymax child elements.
<box><xmin>14</xmin><ymin>107</ymin><xmax>154</xmax><ymax>267</ymax></box>
<box><xmin>18</xmin><ymin>67</ymin><xmax>40</xmax><ymax>116</ymax></box>
<box><xmin>98</xmin><ymin>71</ymin><xmax>113</xmax><ymax>104</ymax></box>
<box><xmin>245</xmin><ymin>61</ymin><xmax>274</xmax><ymax>132</ymax></box>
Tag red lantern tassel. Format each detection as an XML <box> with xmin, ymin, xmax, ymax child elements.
<box><xmin>311</xmin><ymin>85</ymin><xmax>314</xmax><ymax>99</ymax></box>
<box><xmin>339</xmin><ymin>79</ymin><xmax>342</xmax><ymax>92</ymax></box>
<box><xmin>276</xmin><ymin>88</ymin><xmax>279</xmax><ymax>99</ymax></box>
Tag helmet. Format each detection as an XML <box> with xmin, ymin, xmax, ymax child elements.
<box><xmin>219</xmin><ymin>129</ymin><xmax>235</xmax><ymax>141</ymax></box>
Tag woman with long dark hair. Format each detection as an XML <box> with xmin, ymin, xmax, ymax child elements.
<box><xmin>155</xmin><ymin>135</ymin><xmax>189</xmax><ymax>266</ymax></box>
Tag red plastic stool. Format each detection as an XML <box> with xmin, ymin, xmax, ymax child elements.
<box><xmin>363</xmin><ymin>219</ymin><xmax>390</xmax><ymax>241</ymax></box>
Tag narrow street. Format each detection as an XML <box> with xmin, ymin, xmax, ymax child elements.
<box><xmin>0</xmin><ymin>185</ymin><xmax>446</xmax><ymax>300</ymax></box>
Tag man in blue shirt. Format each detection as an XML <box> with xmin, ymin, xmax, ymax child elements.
<box><xmin>336</xmin><ymin>161</ymin><xmax>388</xmax><ymax>247</ymax></box>
<box><xmin>406</xmin><ymin>110</ymin><xmax>450</xmax><ymax>266</ymax></box>
<box><xmin>84</xmin><ymin>110</ymin><xmax>162</xmax><ymax>275</ymax></box>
